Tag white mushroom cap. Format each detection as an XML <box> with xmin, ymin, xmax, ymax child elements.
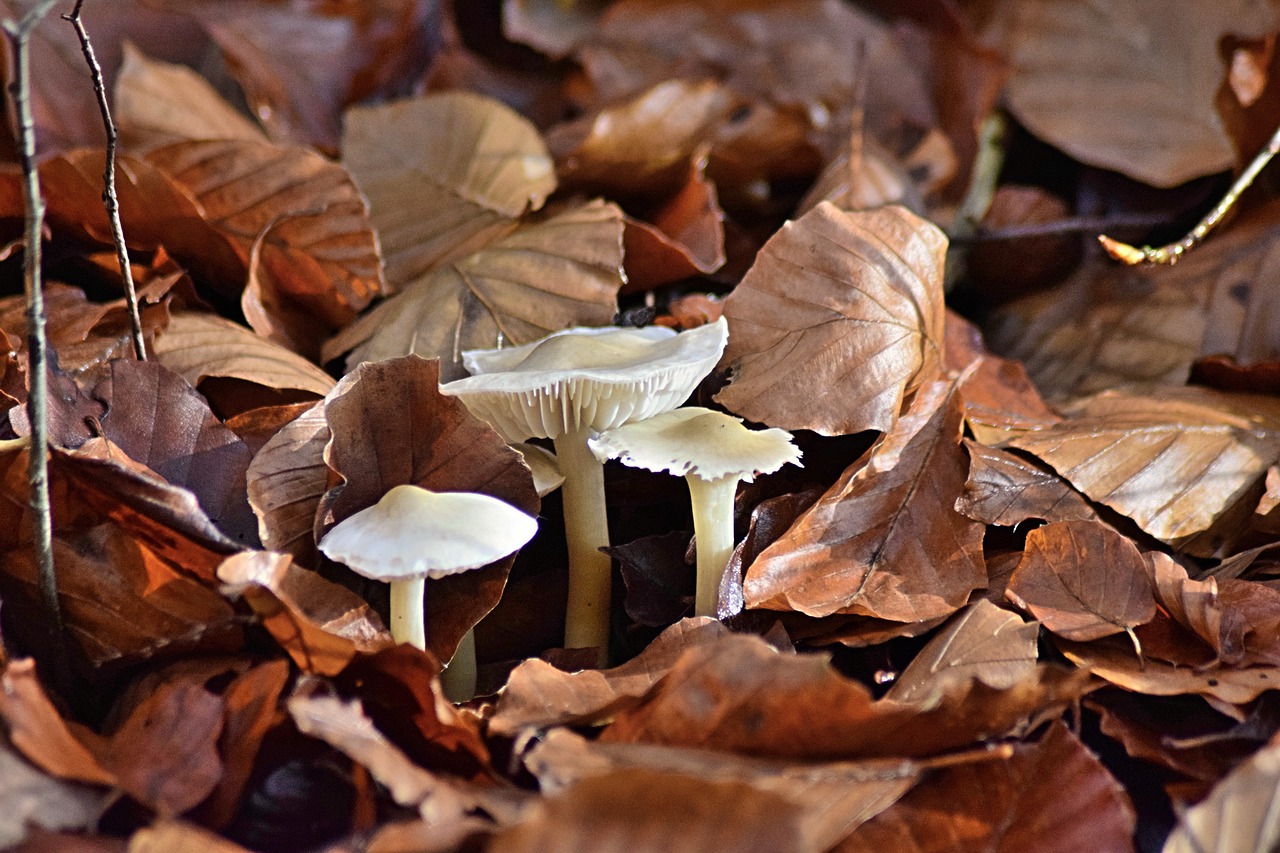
<box><xmin>318</xmin><ymin>485</ymin><xmax>538</xmax><ymax>581</ymax></box>
<box><xmin>439</xmin><ymin>318</ymin><xmax>729</xmax><ymax>441</ymax></box>
<box><xmin>589</xmin><ymin>407</ymin><xmax>802</xmax><ymax>482</ymax></box>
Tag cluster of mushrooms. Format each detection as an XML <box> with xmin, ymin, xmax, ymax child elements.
<box><xmin>318</xmin><ymin>317</ymin><xmax>801</xmax><ymax>698</ymax></box>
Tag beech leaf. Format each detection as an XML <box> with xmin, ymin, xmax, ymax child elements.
<box><xmin>744</xmin><ymin>380</ymin><xmax>986</xmax><ymax>623</ymax></box>
<box><xmin>1164</xmin><ymin>739</ymin><xmax>1280</xmax><ymax>853</ymax></box>
<box><xmin>1005</xmin><ymin>520</ymin><xmax>1157</xmax><ymax>643</ymax></box>
<box><xmin>958</xmin><ymin>441</ymin><xmax>1099</xmax><ymax>527</ymax></box>
<box><xmin>1058</xmin><ymin>637</ymin><xmax>1280</xmax><ymax>704</ymax></box>
<box><xmin>245</xmin><ymin>401</ymin><xmax>329</xmax><ymax>566</ymax></box>
<box><xmin>715</xmin><ymin>202</ymin><xmax>946</xmax><ymax>435</ymax></box>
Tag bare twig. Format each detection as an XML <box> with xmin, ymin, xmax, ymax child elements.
<box><xmin>4</xmin><ymin>0</ymin><xmax>63</xmax><ymax>631</ymax></box>
<box><xmin>64</xmin><ymin>0</ymin><xmax>145</xmax><ymax>359</ymax></box>
<box><xmin>1100</xmin><ymin>120</ymin><xmax>1280</xmax><ymax>265</ymax></box>
<box><xmin>950</xmin><ymin>212</ymin><xmax>1170</xmax><ymax>244</ymax></box>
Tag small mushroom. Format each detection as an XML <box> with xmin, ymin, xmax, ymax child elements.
<box><xmin>317</xmin><ymin>485</ymin><xmax>537</xmax><ymax>692</ymax></box>
<box><xmin>590</xmin><ymin>407</ymin><xmax>801</xmax><ymax>617</ymax></box>
<box><xmin>440</xmin><ymin>319</ymin><xmax>727</xmax><ymax>655</ymax></box>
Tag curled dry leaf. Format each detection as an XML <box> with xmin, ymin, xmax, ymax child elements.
<box><xmin>114</xmin><ymin>43</ymin><xmax>267</xmax><ymax>151</ymax></box>
<box><xmin>745</xmin><ymin>380</ymin><xmax>986</xmax><ymax>623</ymax></box>
<box><xmin>1163</xmin><ymin>737</ymin><xmax>1280</xmax><ymax>853</ymax></box>
<box><xmin>146</xmin><ymin>139</ymin><xmax>386</xmax><ymax>330</ymax></box>
<box><xmin>715</xmin><ymin>203</ymin><xmax>946</xmax><ymax>435</ymax></box>
<box><xmin>93</xmin><ymin>360</ymin><xmax>257</xmax><ymax>546</ymax></box>
<box><xmin>599</xmin><ymin>633</ymin><xmax>1089</xmax><ymax>760</ymax></box>
<box><xmin>217</xmin><ymin>551</ymin><xmax>392</xmax><ymax>677</ymax></box>
<box><xmin>151</xmin><ymin>313</ymin><xmax>335</xmax><ymax>399</ymax></box>
<box><xmin>1145</xmin><ymin>552</ymin><xmax>1224</xmax><ymax>661</ymax></box>
<box><xmin>621</xmin><ymin>158</ymin><xmax>727</xmax><ymax>292</ymax></box>
<box><xmin>1005</xmin><ymin>520</ymin><xmax>1157</xmax><ymax>643</ymax></box>
<box><xmin>885</xmin><ymin>600</ymin><xmax>1039</xmax><ymax>704</ymax></box>
<box><xmin>1058</xmin><ymin>637</ymin><xmax>1280</xmax><ymax>704</ymax></box>
<box><xmin>0</xmin><ymin>660</ymin><xmax>115</xmax><ymax>786</ymax></box>
<box><xmin>342</xmin><ymin>91</ymin><xmax>556</xmax><ymax>288</ymax></box>
<box><xmin>318</xmin><ymin>356</ymin><xmax>538</xmax><ymax>663</ymax></box>
<box><xmin>838</xmin><ymin>722</ymin><xmax>1135</xmax><ymax>853</ymax></box>
<box><xmin>958</xmin><ymin>441</ymin><xmax>1099</xmax><ymax>527</ymax></box>
<box><xmin>1009</xmin><ymin>388</ymin><xmax>1280</xmax><ymax>552</ymax></box>
<box><xmin>1217</xmin><ymin>580</ymin><xmax>1280</xmax><ymax>668</ymax></box>
<box><xmin>330</xmin><ymin>200</ymin><xmax>624</xmax><ymax>381</ymax></box>
<box><xmin>245</xmin><ymin>401</ymin><xmax>329</xmax><ymax>567</ymax></box>
<box><xmin>524</xmin><ymin>729</ymin><xmax>919</xmax><ymax>852</ymax></box>
<box><xmin>1005</xmin><ymin>0</ymin><xmax>1275</xmax><ymax>187</ymax></box>
<box><xmin>202</xmin><ymin>660</ymin><xmax>291</xmax><ymax>829</ymax></box>
<box><xmin>490</xmin><ymin>618</ymin><xmax>730</xmax><ymax>736</ymax></box>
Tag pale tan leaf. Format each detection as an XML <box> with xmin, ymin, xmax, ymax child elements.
<box><xmin>152</xmin><ymin>312</ymin><xmax>335</xmax><ymax>397</ymax></box>
<box><xmin>1005</xmin><ymin>520</ymin><xmax>1156</xmax><ymax>642</ymax></box>
<box><xmin>245</xmin><ymin>401</ymin><xmax>328</xmax><ymax>566</ymax></box>
<box><xmin>1005</xmin><ymin>0</ymin><xmax>1276</xmax><ymax>186</ymax></box>
<box><xmin>0</xmin><ymin>741</ymin><xmax>105</xmax><ymax>849</ymax></box>
<box><xmin>1163</xmin><ymin>739</ymin><xmax>1280</xmax><ymax>853</ymax></box>
<box><xmin>958</xmin><ymin>441</ymin><xmax>1099</xmax><ymax>527</ymax></box>
<box><xmin>332</xmin><ymin>200</ymin><xmax>624</xmax><ymax>381</ymax></box>
<box><xmin>715</xmin><ymin>203</ymin><xmax>946</xmax><ymax>435</ymax></box>
<box><xmin>744</xmin><ymin>380</ymin><xmax>986</xmax><ymax>623</ymax></box>
<box><xmin>1009</xmin><ymin>388</ymin><xmax>1280</xmax><ymax>546</ymax></box>
<box><xmin>885</xmin><ymin>600</ymin><xmax>1039</xmax><ymax>703</ymax></box>
<box><xmin>146</xmin><ymin>139</ymin><xmax>386</xmax><ymax>325</ymax></box>
<box><xmin>128</xmin><ymin>821</ymin><xmax>253</xmax><ymax>853</ymax></box>
<box><xmin>115</xmin><ymin>42</ymin><xmax>266</xmax><ymax>152</ymax></box>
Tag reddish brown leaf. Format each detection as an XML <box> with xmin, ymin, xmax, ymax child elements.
<box><xmin>1058</xmin><ymin>636</ymin><xmax>1280</xmax><ymax>704</ymax></box>
<box><xmin>1006</xmin><ymin>520</ymin><xmax>1156</xmax><ymax>643</ymax></box>
<box><xmin>329</xmin><ymin>200</ymin><xmax>624</xmax><ymax>382</ymax></box>
<box><xmin>490</xmin><ymin>618</ymin><xmax>730</xmax><ymax>736</ymax></box>
<box><xmin>837</xmin><ymin>723</ymin><xmax>1135</xmax><ymax>853</ymax></box>
<box><xmin>201</xmin><ymin>660</ymin><xmax>290</xmax><ymax>829</ymax></box>
<box><xmin>0</xmin><ymin>660</ymin><xmax>114</xmax><ymax>786</ymax></box>
<box><xmin>93</xmin><ymin>360</ymin><xmax>256</xmax><ymax>546</ymax></box>
<box><xmin>745</xmin><ymin>380</ymin><xmax>985</xmax><ymax>623</ymax></box>
<box><xmin>957</xmin><ymin>441</ymin><xmax>1099</xmax><ymax>527</ymax></box>
<box><xmin>1144</xmin><ymin>551</ymin><xmax>1224</xmax><ymax>660</ymax></box>
<box><xmin>715</xmin><ymin>203</ymin><xmax>946</xmax><ymax>435</ymax></box>
<box><xmin>146</xmin><ymin>139</ymin><xmax>385</xmax><ymax>329</ymax></box>
<box><xmin>1164</xmin><ymin>737</ymin><xmax>1280</xmax><ymax>853</ymax></box>
<box><xmin>217</xmin><ymin>551</ymin><xmax>392</xmax><ymax>677</ymax></box>
<box><xmin>223</xmin><ymin>401</ymin><xmax>316</xmax><ymax>458</ymax></box>
<box><xmin>621</xmin><ymin>160</ymin><xmax>727</xmax><ymax>292</ymax></box>
<box><xmin>95</xmin><ymin>677</ymin><xmax>225</xmax><ymax>816</ymax></box>
<box><xmin>317</xmin><ymin>356</ymin><xmax>539</xmax><ymax>663</ymax></box>
<box><xmin>245</xmin><ymin>401</ymin><xmax>329</xmax><ymax>567</ymax></box>
<box><xmin>1218</xmin><ymin>578</ymin><xmax>1280</xmax><ymax>668</ymax></box>
<box><xmin>600</xmin><ymin>633</ymin><xmax>1089</xmax><ymax>760</ymax></box>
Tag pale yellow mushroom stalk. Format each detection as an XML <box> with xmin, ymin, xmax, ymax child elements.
<box><xmin>317</xmin><ymin>485</ymin><xmax>537</xmax><ymax>697</ymax></box>
<box><xmin>440</xmin><ymin>319</ymin><xmax>728</xmax><ymax>656</ymax></box>
<box><xmin>590</xmin><ymin>407</ymin><xmax>801</xmax><ymax>617</ymax></box>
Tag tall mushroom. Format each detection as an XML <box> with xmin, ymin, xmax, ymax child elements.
<box><xmin>317</xmin><ymin>484</ymin><xmax>537</xmax><ymax>696</ymax></box>
<box><xmin>590</xmin><ymin>407</ymin><xmax>801</xmax><ymax>617</ymax></box>
<box><xmin>440</xmin><ymin>318</ymin><xmax>728</xmax><ymax>656</ymax></box>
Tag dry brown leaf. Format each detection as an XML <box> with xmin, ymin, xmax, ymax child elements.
<box><xmin>1145</xmin><ymin>552</ymin><xmax>1224</xmax><ymax>661</ymax></box>
<box><xmin>502</xmin><ymin>0</ymin><xmax>603</xmax><ymax>58</ymax></box>
<box><xmin>490</xmin><ymin>618</ymin><xmax>730</xmax><ymax>736</ymax></box>
<box><xmin>342</xmin><ymin>91</ymin><xmax>555</xmax><ymax>288</ymax></box>
<box><xmin>524</xmin><ymin>729</ymin><xmax>918</xmax><ymax>852</ymax></box>
<box><xmin>114</xmin><ymin>42</ymin><xmax>266</xmax><ymax>152</ymax></box>
<box><xmin>600</xmin><ymin>633</ymin><xmax>1089</xmax><ymax>760</ymax></box>
<box><xmin>958</xmin><ymin>441</ymin><xmax>1099</xmax><ymax>527</ymax></box>
<box><xmin>744</xmin><ymin>380</ymin><xmax>985</xmax><ymax>623</ymax></box>
<box><xmin>217</xmin><ymin>551</ymin><xmax>392</xmax><ymax>677</ymax></box>
<box><xmin>329</xmin><ymin>200</ymin><xmax>624</xmax><ymax>382</ymax></box>
<box><xmin>201</xmin><ymin>660</ymin><xmax>290</xmax><ymax>829</ymax></box>
<box><xmin>127</xmin><ymin>820</ymin><xmax>252</xmax><ymax>853</ymax></box>
<box><xmin>1163</xmin><ymin>737</ymin><xmax>1280</xmax><ymax>853</ymax></box>
<box><xmin>1217</xmin><ymin>579</ymin><xmax>1280</xmax><ymax>668</ymax></box>
<box><xmin>621</xmin><ymin>158</ymin><xmax>727</xmax><ymax>292</ymax></box>
<box><xmin>1058</xmin><ymin>637</ymin><xmax>1280</xmax><ymax>704</ymax></box>
<box><xmin>837</xmin><ymin>722</ymin><xmax>1135</xmax><ymax>853</ymax></box>
<box><xmin>797</xmin><ymin>136</ymin><xmax>922</xmax><ymax>218</ymax></box>
<box><xmin>1257</xmin><ymin>465</ymin><xmax>1280</xmax><ymax>532</ymax></box>
<box><xmin>318</xmin><ymin>356</ymin><xmax>539</xmax><ymax>663</ymax></box>
<box><xmin>1005</xmin><ymin>520</ymin><xmax>1156</xmax><ymax>643</ymax></box>
<box><xmin>1004</xmin><ymin>0</ymin><xmax>1276</xmax><ymax>187</ymax></box>
<box><xmin>0</xmin><ymin>741</ymin><xmax>106</xmax><ymax>849</ymax></box>
<box><xmin>489</xmin><ymin>768</ymin><xmax>809</xmax><ymax>853</ymax></box>
<box><xmin>715</xmin><ymin>203</ymin><xmax>946</xmax><ymax>435</ymax></box>
<box><xmin>1008</xmin><ymin>388</ymin><xmax>1280</xmax><ymax>552</ymax></box>
<box><xmin>152</xmin><ymin>313</ymin><xmax>335</xmax><ymax>398</ymax></box>
<box><xmin>885</xmin><ymin>600</ymin><xmax>1039</xmax><ymax>703</ymax></box>
<box><xmin>0</xmin><ymin>660</ymin><xmax>115</xmax><ymax>786</ymax></box>
<box><xmin>145</xmin><ymin>139</ymin><xmax>385</xmax><ymax>329</ymax></box>
<box><xmin>93</xmin><ymin>360</ymin><xmax>257</xmax><ymax>547</ymax></box>
<box><xmin>245</xmin><ymin>401</ymin><xmax>329</xmax><ymax>567</ymax></box>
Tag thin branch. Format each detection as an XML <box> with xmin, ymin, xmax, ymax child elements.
<box><xmin>1100</xmin><ymin>120</ymin><xmax>1280</xmax><ymax>265</ymax></box>
<box><xmin>949</xmin><ymin>212</ymin><xmax>1170</xmax><ymax>244</ymax></box>
<box><xmin>4</xmin><ymin>0</ymin><xmax>63</xmax><ymax>631</ymax></box>
<box><xmin>64</xmin><ymin>0</ymin><xmax>145</xmax><ymax>359</ymax></box>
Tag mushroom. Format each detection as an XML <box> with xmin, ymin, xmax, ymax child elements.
<box><xmin>317</xmin><ymin>484</ymin><xmax>537</xmax><ymax>695</ymax></box>
<box><xmin>440</xmin><ymin>318</ymin><xmax>728</xmax><ymax>655</ymax></box>
<box><xmin>589</xmin><ymin>407</ymin><xmax>801</xmax><ymax>617</ymax></box>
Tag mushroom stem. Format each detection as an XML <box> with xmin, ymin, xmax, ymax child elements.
<box><xmin>389</xmin><ymin>576</ymin><xmax>426</xmax><ymax>650</ymax></box>
<box><xmin>442</xmin><ymin>628</ymin><xmax>477</xmax><ymax>702</ymax></box>
<box><xmin>686</xmin><ymin>474</ymin><xmax>740</xmax><ymax>617</ymax></box>
<box><xmin>553</xmin><ymin>425</ymin><xmax>613</xmax><ymax>658</ymax></box>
